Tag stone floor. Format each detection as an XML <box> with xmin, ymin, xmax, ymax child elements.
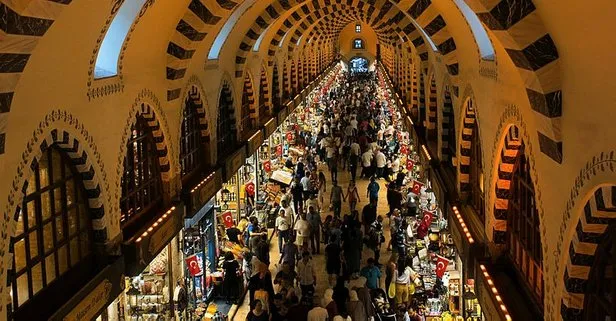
<box><xmin>233</xmin><ymin>165</ymin><xmax>394</xmax><ymax>320</ymax></box>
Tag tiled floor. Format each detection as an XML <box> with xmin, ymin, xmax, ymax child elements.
<box><xmin>233</xmin><ymin>166</ymin><xmax>394</xmax><ymax>320</ymax></box>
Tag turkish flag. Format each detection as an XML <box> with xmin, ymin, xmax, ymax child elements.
<box><xmin>411</xmin><ymin>180</ymin><xmax>424</xmax><ymax>194</ymax></box>
<box><xmin>400</xmin><ymin>144</ymin><xmax>408</xmax><ymax>155</ymax></box>
<box><xmin>286</xmin><ymin>131</ymin><xmax>293</xmax><ymax>142</ymax></box>
<box><xmin>435</xmin><ymin>255</ymin><xmax>450</xmax><ymax>278</ymax></box>
<box><xmin>263</xmin><ymin>160</ymin><xmax>272</xmax><ymax>172</ymax></box>
<box><xmin>406</xmin><ymin>159</ymin><xmax>415</xmax><ymax>171</ymax></box>
<box><xmin>185</xmin><ymin>255</ymin><xmax>202</xmax><ymax>276</ymax></box>
<box><xmin>421</xmin><ymin>210</ymin><xmax>434</xmax><ymax>229</ymax></box>
<box><xmin>221</xmin><ymin>211</ymin><xmax>234</xmax><ymax>228</ymax></box>
<box><xmin>245</xmin><ymin>182</ymin><xmax>255</xmax><ymax>197</ymax></box>
<box><xmin>276</xmin><ymin>145</ymin><xmax>283</xmax><ymax>157</ymax></box>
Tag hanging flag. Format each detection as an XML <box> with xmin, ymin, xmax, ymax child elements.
<box><xmin>406</xmin><ymin>159</ymin><xmax>415</xmax><ymax>171</ymax></box>
<box><xmin>245</xmin><ymin>182</ymin><xmax>255</xmax><ymax>197</ymax></box>
<box><xmin>276</xmin><ymin>144</ymin><xmax>283</xmax><ymax>157</ymax></box>
<box><xmin>400</xmin><ymin>144</ymin><xmax>408</xmax><ymax>155</ymax></box>
<box><xmin>435</xmin><ymin>255</ymin><xmax>450</xmax><ymax>278</ymax></box>
<box><xmin>221</xmin><ymin>211</ymin><xmax>234</xmax><ymax>228</ymax></box>
<box><xmin>411</xmin><ymin>180</ymin><xmax>424</xmax><ymax>195</ymax></box>
<box><xmin>263</xmin><ymin>160</ymin><xmax>272</xmax><ymax>172</ymax></box>
<box><xmin>185</xmin><ymin>254</ymin><xmax>202</xmax><ymax>276</ymax></box>
<box><xmin>421</xmin><ymin>210</ymin><xmax>434</xmax><ymax>228</ymax></box>
<box><xmin>286</xmin><ymin>131</ymin><xmax>293</xmax><ymax>142</ymax></box>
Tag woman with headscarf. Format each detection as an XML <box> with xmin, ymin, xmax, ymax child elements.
<box><xmin>332</xmin><ymin>277</ymin><xmax>350</xmax><ymax>316</ymax></box>
<box><xmin>246</xmin><ymin>299</ymin><xmax>269</xmax><ymax>321</ymax></box>
<box><xmin>248</xmin><ymin>262</ymin><xmax>275</xmax><ymax>310</ymax></box>
<box><xmin>323</xmin><ymin>288</ymin><xmax>338</xmax><ymax>318</ymax></box>
<box><xmin>347</xmin><ymin>290</ymin><xmax>367</xmax><ymax>321</ymax></box>
<box><xmin>222</xmin><ymin>252</ymin><xmax>240</xmax><ymax>304</ymax></box>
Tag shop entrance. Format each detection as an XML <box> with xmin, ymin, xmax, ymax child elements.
<box><xmin>349</xmin><ymin>56</ymin><xmax>369</xmax><ymax>73</ymax></box>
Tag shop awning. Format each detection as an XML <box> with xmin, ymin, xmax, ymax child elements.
<box><xmin>223</xmin><ymin>146</ymin><xmax>246</xmax><ymax>182</ymax></box>
<box><xmin>183</xmin><ymin>170</ymin><xmax>222</xmax><ymax>219</ymax></box>
<box><xmin>270</xmin><ymin>170</ymin><xmax>294</xmax><ymax>186</ymax></box>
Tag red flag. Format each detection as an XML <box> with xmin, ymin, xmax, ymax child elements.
<box><xmin>411</xmin><ymin>180</ymin><xmax>424</xmax><ymax>194</ymax></box>
<box><xmin>400</xmin><ymin>144</ymin><xmax>408</xmax><ymax>155</ymax></box>
<box><xmin>406</xmin><ymin>159</ymin><xmax>415</xmax><ymax>171</ymax></box>
<box><xmin>276</xmin><ymin>144</ymin><xmax>283</xmax><ymax>157</ymax></box>
<box><xmin>435</xmin><ymin>256</ymin><xmax>450</xmax><ymax>278</ymax></box>
<box><xmin>185</xmin><ymin>255</ymin><xmax>202</xmax><ymax>276</ymax></box>
<box><xmin>286</xmin><ymin>132</ymin><xmax>293</xmax><ymax>142</ymax></box>
<box><xmin>221</xmin><ymin>211</ymin><xmax>234</xmax><ymax>228</ymax></box>
<box><xmin>263</xmin><ymin>160</ymin><xmax>272</xmax><ymax>172</ymax></box>
<box><xmin>245</xmin><ymin>182</ymin><xmax>255</xmax><ymax>197</ymax></box>
<box><xmin>421</xmin><ymin>210</ymin><xmax>434</xmax><ymax>229</ymax></box>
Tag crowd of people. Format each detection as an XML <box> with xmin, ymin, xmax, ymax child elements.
<box><xmin>229</xmin><ymin>65</ymin><xmax>425</xmax><ymax>321</ymax></box>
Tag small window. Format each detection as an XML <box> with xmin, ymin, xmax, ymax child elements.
<box><xmin>355</xmin><ymin>23</ymin><xmax>361</xmax><ymax>33</ymax></box>
<box><xmin>353</xmin><ymin>39</ymin><xmax>364</xmax><ymax>49</ymax></box>
<box><xmin>453</xmin><ymin>0</ymin><xmax>495</xmax><ymax>60</ymax></box>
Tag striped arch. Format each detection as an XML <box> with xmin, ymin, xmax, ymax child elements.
<box><xmin>475</xmin><ymin>0</ymin><xmax>562</xmax><ymax>163</ymax></box>
<box><xmin>0</xmin><ymin>0</ymin><xmax>75</xmax><ymax>155</ymax></box>
<box><xmin>165</xmin><ymin>0</ymin><xmax>237</xmax><ymax>101</ymax></box>
<box><xmin>290</xmin><ymin>60</ymin><xmax>297</xmax><ymax>95</ymax></box>
<box><xmin>458</xmin><ymin>97</ymin><xmax>478</xmax><ymax>193</ymax></box>
<box><xmin>410</xmin><ymin>63</ymin><xmax>419</xmax><ymax>121</ymax></box>
<box><xmin>282</xmin><ymin>61</ymin><xmax>290</xmax><ymax>100</ymax></box>
<box><xmin>272</xmin><ymin>63</ymin><xmax>281</xmax><ymax>110</ymax></box>
<box><xmin>259</xmin><ymin>65</ymin><xmax>270</xmax><ymax>121</ymax></box>
<box><xmin>561</xmin><ymin>186</ymin><xmax>616</xmax><ymax>320</ymax></box>
<box><xmin>492</xmin><ymin>125</ymin><xmax>523</xmax><ymax>243</ymax></box>
<box><xmin>241</xmin><ymin>73</ymin><xmax>256</xmax><ymax>137</ymax></box>
<box><xmin>418</xmin><ymin>70</ymin><xmax>426</xmax><ymax>125</ymax></box>
<box><xmin>297</xmin><ymin>58</ymin><xmax>304</xmax><ymax>89</ymax></box>
<box><xmin>216</xmin><ymin>80</ymin><xmax>237</xmax><ymax>161</ymax></box>
<box><xmin>183</xmin><ymin>84</ymin><xmax>212</xmax><ymax>166</ymax></box>
<box><xmin>441</xmin><ymin>87</ymin><xmax>455</xmax><ymax>162</ymax></box>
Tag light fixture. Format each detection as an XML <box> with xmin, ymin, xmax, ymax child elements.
<box><xmin>453</xmin><ymin>206</ymin><xmax>474</xmax><ymax>243</ymax></box>
<box><xmin>480</xmin><ymin>265</ymin><xmax>512</xmax><ymax>320</ymax></box>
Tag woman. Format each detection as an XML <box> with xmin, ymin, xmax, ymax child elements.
<box><xmin>333</xmin><ymin>277</ymin><xmax>350</xmax><ymax>316</ymax></box>
<box><xmin>248</xmin><ymin>262</ymin><xmax>275</xmax><ymax>309</ymax></box>
<box><xmin>246</xmin><ymin>299</ymin><xmax>269</xmax><ymax>321</ymax></box>
<box><xmin>318</xmin><ymin>171</ymin><xmax>327</xmax><ymax>209</ymax></box>
<box><xmin>325</xmin><ymin>235</ymin><xmax>342</xmax><ymax>287</ymax></box>
<box><xmin>385</xmin><ymin>253</ymin><xmax>398</xmax><ymax>300</ymax></box>
<box><xmin>347</xmin><ymin>290</ymin><xmax>367</xmax><ymax>321</ymax></box>
<box><xmin>222</xmin><ymin>252</ymin><xmax>240</xmax><ymax>304</ymax></box>
<box><xmin>323</xmin><ymin>288</ymin><xmax>338</xmax><ymax>318</ymax></box>
<box><xmin>344</xmin><ymin>181</ymin><xmax>360</xmax><ymax>212</ymax></box>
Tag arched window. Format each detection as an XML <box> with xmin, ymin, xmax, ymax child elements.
<box><xmin>180</xmin><ymin>91</ymin><xmax>205</xmax><ymax>181</ymax></box>
<box><xmin>259</xmin><ymin>67</ymin><xmax>269</xmax><ymax>119</ymax></box>
<box><xmin>442</xmin><ymin>89</ymin><xmax>456</xmax><ymax>169</ymax></box>
<box><xmin>452</xmin><ymin>0</ymin><xmax>495</xmax><ymax>60</ymax></box>
<box><xmin>469</xmin><ymin>108</ymin><xmax>484</xmax><ymax>222</ymax></box>
<box><xmin>241</xmin><ymin>74</ymin><xmax>255</xmax><ymax>135</ymax></box>
<box><xmin>120</xmin><ymin>116</ymin><xmax>163</xmax><ymax>234</ymax></box>
<box><xmin>217</xmin><ymin>84</ymin><xmax>237</xmax><ymax>160</ymax></box>
<box><xmin>353</xmin><ymin>39</ymin><xmax>364</xmax><ymax>49</ymax></box>
<box><xmin>208</xmin><ymin>0</ymin><xmax>256</xmax><ymax>59</ymax></box>
<box><xmin>272</xmin><ymin>64</ymin><xmax>281</xmax><ymax>110</ymax></box>
<box><xmin>9</xmin><ymin>147</ymin><xmax>94</xmax><ymax>320</ymax></box>
<box><xmin>507</xmin><ymin>142</ymin><xmax>543</xmax><ymax>305</ymax></box>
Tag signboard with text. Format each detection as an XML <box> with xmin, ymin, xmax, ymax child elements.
<box><xmin>187</xmin><ymin>171</ymin><xmax>222</xmax><ymax>218</ymax></box>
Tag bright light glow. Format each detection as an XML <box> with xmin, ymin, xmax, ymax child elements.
<box><xmin>415</xmin><ymin>22</ymin><xmax>438</xmax><ymax>51</ymax></box>
<box><xmin>95</xmin><ymin>0</ymin><xmax>148</xmax><ymax>78</ymax></box>
<box><xmin>296</xmin><ymin>35</ymin><xmax>304</xmax><ymax>46</ymax></box>
<box><xmin>253</xmin><ymin>24</ymin><xmax>271</xmax><ymax>52</ymax></box>
<box><xmin>279</xmin><ymin>31</ymin><xmax>290</xmax><ymax>48</ymax></box>
<box><xmin>355</xmin><ymin>23</ymin><xmax>361</xmax><ymax>33</ymax></box>
<box><xmin>453</xmin><ymin>0</ymin><xmax>495</xmax><ymax>60</ymax></box>
<box><xmin>209</xmin><ymin>0</ymin><xmax>257</xmax><ymax>60</ymax></box>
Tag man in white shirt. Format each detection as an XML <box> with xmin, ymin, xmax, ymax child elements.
<box><xmin>296</xmin><ymin>251</ymin><xmax>317</xmax><ymax>297</ymax></box>
<box><xmin>350</xmin><ymin>141</ymin><xmax>361</xmax><ymax>157</ymax></box>
<box><xmin>350</xmin><ymin>117</ymin><xmax>358</xmax><ymax>131</ymax></box>
<box><xmin>307</xmin><ymin>304</ymin><xmax>329</xmax><ymax>321</ymax></box>
<box><xmin>294</xmin><ymin>213</ymin><xmax>311</xmax><ymax>252</ymax></box>
<box><xmin>361</xmin><ymin>150</ymin><xmax>373</xmax><ymax>178</ymax></box>
<box><xmin>281</xmin><ymin>199</ymin><xmax>295</xmax><ymax>226</ymax></box>
<box><xmin>375</xmin><ymin>150</ymin><xmax>387</xmax><ymax>179</ymax></box>
<box><xmin>275</xmin><ymin>209</ymin><xmax>290</xmax><ymax>253</ymax></box>
<box><xmin>301</xmin><ymin>171</ymin><xmax>312</xmax><ymax>198</ymax></box>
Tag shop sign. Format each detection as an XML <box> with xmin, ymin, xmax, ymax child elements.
<box><xmin>476</xmin><ymin>269</ymin><xmax>504</xmax><ymax>321</ymax></box>
<box><xmin>247</xmin><ymin>130</ymin><xmax>264</xmax><ymax>156</ymax></box>
<box><xmin>49</xmin><ymin>257</ymin><xmax>124</xmax><ymax>321</ymax></box>
<box><xmin>264</xmin><ymin>118</ymin><xmax>277</xmax><ymax>138</ymax></box>
<box><xmin>188</xmin><ymin>171</ymin><xmax>222</xmax><ymax>218</ymax></box>
<box><xmin>123</xmin><ymin>205</ymin><xmax>183</xmax><ymax>276</ymax></box>
<box><xmin>223</xmin><ymin>147</ymin><xmax>246</xmax><ymax>182</ymax></box>
<box><xmin>277</xmin><ymin>106</ymin><xmax>288</xmax><ymax>124</ymax></box>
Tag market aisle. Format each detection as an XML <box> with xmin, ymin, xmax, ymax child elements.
<box><xmin>233</xmin><ymin>164</ymin><xmax>393</xmax><ymax>320</ymax></box>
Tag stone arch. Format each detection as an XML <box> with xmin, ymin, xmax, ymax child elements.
<box><xmin>282</xmin><ymin>61</ymin><xmax>290</xmax><ymax>101</ymax></box>
<box><xmin>240</xmin><ymin>72</ymin><xmax>257</xmax><ymax>137</ymax></box>
<box><xmin>259</xmin><ymin>65</ymin><xmax>270</xmax><ymax>121</ymax></box>
<box><xmin>179</xmin><ymin>77</ymin><xmax>212</xmax><ymax>167</ymax></box>
<box><xmin>290</xmin><ymin>60</ymin><xmax>297</xmax><ymax>96</ymax></box>
<box><xmin>272</xmin><ymin>63</ymin><xmax>281</xmax><ymax>111</ymax></box>
<box><xmin>426</xmin><ymin>73</ymin><xmax>438</xmax><ymax>142</ymax></box>
<box><xmin>216</xmin><ymin>79</ymin><xmax>238</xmax><ymax>162</ymax></box>
<box><xmin>441</xmin><ymin>84</ymin><xmax>456</xmax><ymax>164</ymax></box>
<box><xmin>561</xmin><ymin>185</ymin><xmax>616</xmax><ymax>320</ymax></box>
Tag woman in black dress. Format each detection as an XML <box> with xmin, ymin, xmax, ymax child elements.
<box><xmin>222</xmin><ymin>251</ymin><xmax>240</xmax><ymax>304</ymax></box>
<box><xmin>246</xmin><ymin>299</ymin><xmax>269</xmax><ymax>321</ymax></box>
<box><xmin>325</xmin><ymin>235</ymin><xmax>341</xmax><ymax>287</ymax></box>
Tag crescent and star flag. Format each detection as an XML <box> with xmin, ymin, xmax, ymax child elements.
<box><xmin>276</xmin><ymin>145</ymin><xmax>283</xmax><ymax>157</ymax></box>
<box><xmin>420</xmin><ymin>210</ymin><xmax>434</xmax><ymax>230</ymax></box>
<box><xmin>263</xmin><ymin>160</ymin><xmax>272</xmax><ymax>172</ymax></box>
<box><xmin>411</xmin><ymin>180</ymin><xmax>424</xmax><ymax>195</ymax></box>
<box><xmin>245</xmin><ymin>182</ymin><xmax>255</xmax><ymax>197</ymax></box>
<box><xmin>286</xmin><ymin>132</ymin><xmax>293</xmax><ymax>142</ymax></box>
<box><xmin>406</xmin><ymin>159</ymin><xmax>415</xmax><ymax>171</ymax></box>
<box><xmin>435</xmin><ymin>255</ymin><xmax>450</xmax><ymax>278</ymax></box>
<box><xmin>185</xmin><ymin>255</ymin><xmax>202</xmax><ymax>276</ymax></box>
<box><xmin>221</xmin><ymin>211</ymin><xmax>234</xmax><ymax>228</ymax></box>
<box><xmin>400</xmin><ymin>144</ymin><xmax>408</xmax><ymax>155</ymax></box>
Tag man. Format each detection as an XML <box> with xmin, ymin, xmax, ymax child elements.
<box><xmin>367</xmin><ymin>176</ymin><xmax>380</xmax><ymax>204</ymax></box>
<box><xmin>301</xmin><ymin>171</ymin><xmax>312</xmax><ymax>203</ymax></box>
<box><xmin>307</xmin><ymin>301</ymin><xmax>329</xmax><ymax>321</ymax></box>
<box><xmin>368</xmin><ymin>216</ymin><xmax>385</xmax><ymax>265</ymax></box>
<box><xmin>294</xmin><ymin>212</ymin><xmax>311</xmax><ymax>252</ymax></box>
<box><xmin>361</xmin><ymin>149</ymin><xmax>373</xmax><ymax>178</ymax></box>
<box><xmin>359</xmin><ymin>258</ymin><xmax>382</xmax><ymax>290</ymax></box>
<box><xmin>361</xmin><ymin>200</ymin><xmax>378</xmax><ymax>234</ymax></box>
<box><xmin>292</xmin><ymin>177</ymin><xmax>304</xmax><ymax>216</ymax></box>
<box><xmin>276</xmin><ymin>209</ymin><xmax>290</xmax><ymax>253</ymax></box>
<box><xmin>297</xmin><ymin>251</ymin><xmax>317</xmax><ymax>297</ymax></box>
<box><xmin>330</xmin><ymin>180</ymin><xmax>344</xmax><ymax>218</ymax></box>
<box><xmin>375</xmin><ymin>149</ymin><xmax>387</xmax><ymax>179</ymax></box>
<box><xmin>281</xmin><ymin>199</ymin><xmax>295</xmax><ymax>226</ymax></box>
<box><xmin>307</xmin><ymin>206</ymin><xmax>322</xmax><ymax>254</ymax></box>
<box><xmin>349</xmin><ymin>140</ymin><xmax>361</xmax><ymax>181</ymax></box>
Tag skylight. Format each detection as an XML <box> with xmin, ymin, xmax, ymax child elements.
<box><xmin>253</xmin><ymin>24</ymin><xmax>271</xmax><ymax>52</ymax></box>
<box><xmin>279</xmin><ymin>31</ymin><xmax>289</xmax><ymax>48</ymax></box>
<box><xmin>296</xmin><ymin>35</ymin><xmax>304</xmax><ymax>46</ymax></box>
<box><xmin>209</xmin><ymin>0</ymin><xmax>256</xmax><ymax>60</ymax></box>
<box><xmin>453</xmin><ymin>0</ymin><xmax>495</xmax><ymax>60</ymax></box>
<box><xmin>414</xmin><ymin>21</ymin><xmax>438</xmax><ymax>52</ymax></box>
<box><xmin>95</xmin><ymin>0</ymin><xmax>148</xmax><ymax>79</ymax></box>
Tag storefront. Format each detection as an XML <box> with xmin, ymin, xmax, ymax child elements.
<box><xmin>119</xmin><ymin>205</ymin><xmax>185</xmax><ymax>321</ymax></box>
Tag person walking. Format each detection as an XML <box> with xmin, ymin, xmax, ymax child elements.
<box><xmin>325</xmin><ymin>235</ymin><xmax>342</xmax><ymax>287</ymax></box>
<box><xmin>367</xmin><ymin>176</ymin><xmax>380</xmax><ymax>204</ymax></box>
<box><xmin>375</xmin><ymin>149</ymin><xmax>387</xmax><ymax>179</ymax></box>
<box><xmin>360</xmin><ymin>258</ymin><xmax>382</xmax><ymax>290</ymax></box>
<box><xmin>222</xmin><ymin>252</ymin><xmax>240</xmax><ymax>304</ymax></box>
<box><xmin>330</xmin><ymin>180</ymin><xmax>344</xmax><ymax>218</ymax></box>
<box><xmin>361</xmin><ymin>149</ymin><xmax>373</xmax><ymax>178</ymax></box>
<box><xmin>307</xmin><ymin>205</ymin><xmax>322</xmax><ymax>254</ymax></box>
<box><xmin>275</xmin><ymin>209</ymin><xmax>290</xmax><ymax>253</ymax></box>
<box><xmin>361</xmin><ymin>200</ymin><xmax>377</xmax><ymax>234</ymax></box>
<box><xmin>292</xmin><ymin>177</ymin><xmax>305</xmax><ymax>216</ymax></box>
<box><xmin>347</xmin><ymin>290</ymin><xmax>367</xmax><ymax>321</ymax></box>
<box><xmin>279</xmin><ymin>237</ymin><xmax>299</xmax><ymax>271</ymax></box>
<box><xmin>344</xmin><ymin>180</ymin><xmax>360</xmax><ymax>212</ymax></box>
<box><xmin>294</xmin><ymin>212</ymin><xmax>311</xmax><ymax>252</ymax></box>
<box><xmin>318</xmin><ymin>170</ymin><xmax>327</xmax><ymax>209</ymax></box>
<box><xmin>297</xmin><ymin>251</ymin><xmax>317</xmax><ymax>298</ymax></box>
<box><xmin>330</xmin><ymin>153</ymin><xmax>339</xmax><ymax>183</ymax></box>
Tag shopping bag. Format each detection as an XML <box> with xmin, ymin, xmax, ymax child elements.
<box><xmin>408</xmin><ymin>282</ymin><xmax>416</xmax><ymax>295</ymax></box>
<box><xmin>388</xmin><ymin>281</ymin><xmax>396</xmax><ymax>299</ymax></box>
